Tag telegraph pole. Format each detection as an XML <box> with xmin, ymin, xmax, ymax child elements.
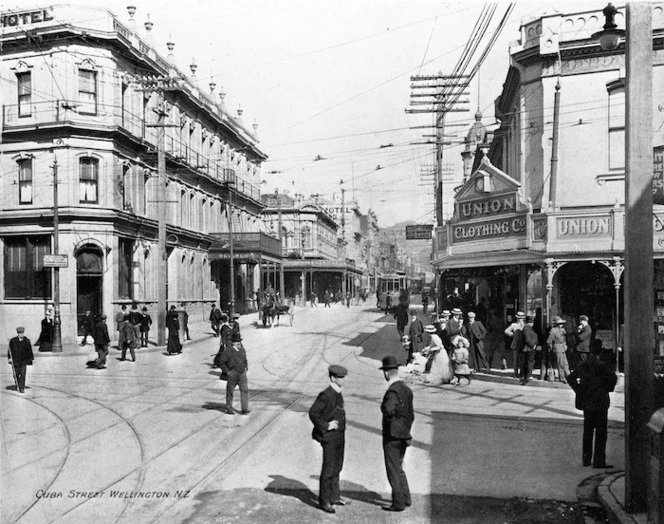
<box><xmin>227</xmin><ymin>183</ymin><xmax>236</xmax><ymax>318</ymax></box>
<box><xmin>51</xmin><ymin>155</ymin><xmax>62</xmax><ymax>352</ymax></box>
<box><xmin>132</xmin><ymin>75</ymin><xmax>181</xmax><ymax>345</ymax></box>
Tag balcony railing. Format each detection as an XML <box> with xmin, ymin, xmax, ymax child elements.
<box><xmin>3</xmin><ymin>100</ymin><xmax>261</xmax><ymax>201</ymax></box>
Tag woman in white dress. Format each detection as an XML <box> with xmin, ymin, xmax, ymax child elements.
<box><xmin>422</xmin><ymin>325</ymin><xmax>452</xmax><ymax>384</ymax></box>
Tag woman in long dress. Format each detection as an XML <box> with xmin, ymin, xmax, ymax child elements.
<box><xmin>166</xmin><ymin>306</ymin><xmax>182</xmax><ymax>354</ymax></box>
<box><xmin>422</xmin><ymin>325</ymin><xmax>452</xmax><ymax>385</ymax></box>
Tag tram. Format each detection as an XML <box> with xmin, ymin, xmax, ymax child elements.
<box><xmin>377</xmin><ymin>272</ymin><xmax>410</xmax><ymax>313</ymax></box>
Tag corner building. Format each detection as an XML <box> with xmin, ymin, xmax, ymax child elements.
<box><xmin>0</xmin><ymin>5</ymin><xmax>267</xmax><ymax>345</ymax></box>
<box><xmin>433</xmin><ymin>5</ymin><xmax>664</xmax><ymax>356</ymax></box>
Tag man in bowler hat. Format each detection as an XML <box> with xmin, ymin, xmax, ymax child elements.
<box><xmin>8</xmin><ymin>327</ymin><xmax>34</xmax><ymax>393</ymax></box>
<box><xmin>92</xmin><ymin>314</ymin><xmax>110</xmax><ymax>369</ymax></box>
<box><xmin>380</xmin><ymin>356</ymin><xmax>414</xmax><ymax>512</ymax></box>
<box><xmin>218</xmin><ymin>332</ymin><xmax>249</xmax><ymax>415</ymax></box>
<box><xmin>568</xmin><ymin>339</ymin><xmax>617</xmax><ymax>468</ymax></box>
<box><xmin>309</xmin><ymin>364</ymin><xmax>349</xmax><ymax>514</ymax></box>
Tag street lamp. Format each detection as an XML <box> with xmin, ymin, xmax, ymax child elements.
<box><xmin>594</xmin><ymin>3</ymin><xmax>653</xmax><ymax>514</ymax></box>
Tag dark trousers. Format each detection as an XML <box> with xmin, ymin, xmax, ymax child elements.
<box><xmin>578</xmin><ymin>352</ymin><xmax>589</xmax><ymax>363</ymax></box>
<box><xmin>12</xmin><ymin>363</ymin><xmax>27</xmax><ymax>391</ymax></box>
<box><xmin>471</xmin><ymin>342</ymin><xmax>489</xmax><ymax>371</ymax></box>
<box><xmin>512</xmin><ymin>348</ymin><xmax>521</xmax><ymax>377</ymax></box>
<box><xmin>81</xmin><ymin>329</ymin><xmax>93</xmax><ymax>345</ymax></box>
<box><xmin>140</xmin><ymin>329</ymin><xmax>149</xmax><ymax>347</ymax></box>
<box><xmin>94</xmin><ymin>344</ymin><xmax>108</xmax><ymax>367</ymax></box>
<box><xmin>319</xmin><ymin>432</ymin><xmax>345</xmax><ymax>505</ymax></box>
<box><xmin>583</xmin><ymin>409</ymin><xmax>608</xmax><ymax>466</ymax></box>
<box><xmin>383</xmin><ymin>438</ymin><xmax>411</xmax><ymax>509</ymax></box>
<box><xmin>121</xmin><ymin>343</ymin><xmax>136</xmax><ymax>361</ymax></box>
<box><xmin>519</xmin><ymin>350</ymin><xmax>535</xmax><ymax>380</ymax></box>
<box><xmin>226</xmin><ymin>370</ymin><xmax>249</xmax><ymax>412</ymax></box>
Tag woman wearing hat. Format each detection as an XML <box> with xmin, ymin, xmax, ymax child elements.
<box><xmin>547</xmin><ymin>317</ymin><xmax>570</xmax><ymax>383</ymax></box>
<box><xmin>451</xmin><ymin>335</ymin><xmax>472</xmax><ymax>386</ymax></box>
<box><xmin>421</xmin><ymin>325</ymin><xmax>451</xmax><ymax>385</ymax></box>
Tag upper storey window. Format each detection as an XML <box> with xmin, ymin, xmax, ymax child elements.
<box><xmin>79</xmin><ymin>157</ymin><xmax>99</xmax><ymax>203</ymax></box>
<box><xmin>607</xmin><ymin>82</ymin><xmax>625</xmax><ymax>170</ymax></box>
<box><xmin>78</xmin><ymin>69</ymin><xmax>97</xmax><ymax>114</ymax></box>
<box><xmin>17</xmin><ymin>72</ymin><xmax>31</xmax><ymax>117</ymax></box>
<box><xmin>18</xmin><ymin>158</ymin><xmax>33</xmax><ymax>204</ymax></box>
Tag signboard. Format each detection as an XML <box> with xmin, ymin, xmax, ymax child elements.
<box><xmin>405</xmin><ymin>224</ymin><xmax>433</xmax><ymax>240</ymax></box>
<box><xmin>43</xmin><ymin>254</ymin><xmax>68</xmax><ymax>268</ymax></box>
<box><xmin>451</xmin><ymin>213</ymin><xmax>527</xmax><ymax>244</ymax></box>
<box><xmin>459</xmin><ymin>193</ymin><xmax>517</xmax><ymax>220</ymax></box>
<box><xmin>556</xmin><ymin>215</ymin><xmax>612</xmax><ymax>237</ymax></box>
<box><xmin>654</xmin><ymin>146</ymin><xmax>664</xmax><ymax>205</ymax></box>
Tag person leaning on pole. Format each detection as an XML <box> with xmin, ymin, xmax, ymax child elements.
<box><xmin>8</xmin><ymin>327</ymin><xmax>34</xmax><ymax>394</ymax></box>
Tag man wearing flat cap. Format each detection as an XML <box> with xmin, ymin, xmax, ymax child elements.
<box><xmin>8</xmin><ymin>327</ymin><xmax>34</xmax><ymax>393</ymax></box>
<box><xmin>380</xmin><ymin>356</ymin><xmax>414</xmax><ymax>512</ymax></box>
<box><xmin>309</xmin><ymin>364</ymin><xmax>348</xmax><ymax>514</ymax></box>
<box><xmin>575</xmin><ymin>315</ymin><xmax>592</xmax><ymax>363</ymax></box>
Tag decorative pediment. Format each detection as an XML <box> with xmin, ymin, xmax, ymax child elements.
<box><xmin>76</xmin><ymin>58</ymin><xmax>97</xmax><ymax>70</ymax></box>
<box><xmin>11</xmin><ymin>60</ymin><xmax>32</xmax><ymax>72</ymax></box>
<box><xmin>454</xmin><ymin>157</ymin><xmax>521</xmax><ymax>202</ymax></box>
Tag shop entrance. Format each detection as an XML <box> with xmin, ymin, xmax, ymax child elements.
<box><xmin>76</xmin><ymin>246</ymin><xmax>103</xmax><ymax>334</ymax></box>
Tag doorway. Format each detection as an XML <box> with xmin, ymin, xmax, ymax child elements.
<box><xmin>76</xmin><ymin>246</ymin><xmax>103</xmax><ymax>334</ymax></box>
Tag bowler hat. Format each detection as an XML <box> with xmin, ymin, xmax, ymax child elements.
<box><xmin>379</xmin><ymin>356</ymin><xmax>399</xmax><ymax>370</ymax></box>
<box><xmin>328</xmin><ymin>364</ymin><xmax>348</xmax><ymax>377</ymax></box>
<box><xmin>515</xmin><ymin>311</ymin><xmax>526</xmax><ymax>319</ymax></box>
<box><xmin>579</xmin><ymin>315</ymin><xmax>589</xmax><ymax>322</ymax></box>
<box><xmin>451</xmin><ymin>308</ymin><xmax>462</xmax><ymax>315</ymax></box>
<box><xmin>424</xmin><ymin>325</ymin><xmax>437</xmax><ymax>333</ymax></box>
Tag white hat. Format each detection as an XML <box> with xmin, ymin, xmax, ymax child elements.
<box><xmin>424</xmin><ymin>325</ymin><xmax>437</xmax><ymax>333</ymax></box>
<box><xmin>452</xmin><ymin>335</ymin><xmax>469</xmax><ymax>348</ymax></box>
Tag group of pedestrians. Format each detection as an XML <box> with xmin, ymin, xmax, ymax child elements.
<box><xmin>308</xmin><ymin>357</ymin><xmax>414</xmax><ymax>514</ymax></box>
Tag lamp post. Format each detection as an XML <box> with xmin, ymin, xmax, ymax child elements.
<box><xmin>51</xmin><ymin>155</ymin><xmax>62</xmax><ymax>352</ymax></box>
<box><xmin>594</xmin><ymin>3</ymin><xmax>653</xmax><ymax>513</ymax></box>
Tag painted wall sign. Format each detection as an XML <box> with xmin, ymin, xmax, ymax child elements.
<box><xmin>1</xmin><ymin>9</ymin><xmax>54</xmax><ymax>27</ymax></box>
<box><xmin>653</xmin><ymin>146</ymin><xmax>664</xmax><ymax>205</ymax></box>
<box><xmin>459</xmin><ymin>193</ymin><xmax>517</xmax><ymax>220</ymax></box>
<box><xmin>556</xmin><ymin>216</ymin><xmax>611</xmax><ymax>237</ymax></box>
<box><xmin>452</xmin><ymin>214</ymin><xmax>527</xmax><ymax>243</ymax></box>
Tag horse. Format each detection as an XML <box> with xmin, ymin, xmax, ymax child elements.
<box><xmin>262</xmin><ymin>293</ymin><xmax>276</xmax><ymax>327</ymax></box>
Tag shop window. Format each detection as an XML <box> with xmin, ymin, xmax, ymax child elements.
<box><xmin>608</xmin><ymin>83</ymin><xmax>625</xmax><ymax>170</ymax></box>
<box><xmin>79</xmin><ymin>157</ymin><xmax>98</xmax><ymax>203</ymax></box>
<box><xmin>3</xmin><ymin>236</ymin><xmax>51</xmax><ymax>299</ymax></box>
<box><xmin>17</xmin><ymin>158</ymin><xmax>33</xmax><ymax>204</ymax></box>
<box><xmin>17</xmin><ymin>71</ymin><xmax>31</xmax><ymax>117</ymax></box>
<box><xmin>118</xmin><ymin>237</ymin><xmax>134</xmax><ymax>299</ymax></box>
<box><xmin>78</xmin><ymin>69</ymin><xmax>97</xmax><ymax>114</ymax></box>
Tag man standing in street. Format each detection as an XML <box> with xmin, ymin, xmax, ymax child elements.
<box><xmin>210</xmin><ymin>303</ymin><xmax>222</xmax><ymax>337</ymax></box>
<box><xmin>139</xmin><ymin>307</ymin><xmax>152</xmax><ymax>347</ymax></box>
<box><xmin>115</xmin><ymin>304</ymin><xmax>128</xmax><ymax>349</ymax></box>
<box><xmin>505</xmin><ymin>311</ymin><xmax>526</xmax><ymax>379</ymax></box>
<box><xmin>219</xmin><ymin>332</ymin><xmax>250</xmax><ymax>415</ymax></box>
<box><xmin>309</xmin><ymin>364</ymin><xmax>348</xmax><ymax>514</ymax></box>
<box><xmin>92</xmin><ymin>314</ymin><xmax>110</xmax><ymax>369</ymax></box>
<box><xmin>547</xmin><ymin>317</ymin><xmax>570</xmax><ymax>383</ymax></box>
<box><xmin>520</xmin><ymin>315</ymin><xmax>539</xmax><ymax>384</ymax></box>
<box><xmin>575</xmin><ymin>315</ymin><xmax>592</xmax><ymax>363</ymax></box>
<box><xmin>80</xmin><ymin>309</ymin><xmax>95</xmax><ymax>346</ymax></box>
<box><xmin>129</xmin><ymin>303</ymin><xmax>142</xmax><ymax>347</ymax></box>
<box><xmin>380</xmin><ymin>356</ymin><xmax>414</xmax><ymax>512</ymax></box>
<box><xmin>8</xmin><ymin>327</ymin><xmax>34</xmax><ymax>393</ymax></box>
<box><xmin>447</xmin><ymin>308</ymin><xmax>463</xmax><ymax>340</ymax></box>
<box><xmin>181</xmin><ymin>303</ymin><xmax>192</xmax><ymax>340</ymax></box>
<box><xmin>567</xmin><ymin>340</ymin><xmax>618</xmax><ymax>469</ymax></box>
<box><xmin>463</xmin><ymin>311</ymin><xmax>489</xmax><ymax>372</ymax></box>
<box><xmin>394</xmin><ymin>302</ymin><xmax>409</xmax><ymax>339</ymax></box>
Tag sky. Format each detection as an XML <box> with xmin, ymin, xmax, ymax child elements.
<box><xmin>7</xmin><ymin>0</ymin><xmax>608</xmax><ymax>227</ymax></box>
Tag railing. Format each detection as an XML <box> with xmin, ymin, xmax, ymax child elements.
<box><xmin>3</xmin><ymin>100</ymin><xmax>261</xmax><ymax>202</ymax></box>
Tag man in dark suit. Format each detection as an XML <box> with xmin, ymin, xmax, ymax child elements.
<box><xmin>380</xmin><ymin>356</ymin><xmax>414</xmax><ymax>512</ymax></box>
<box><xmin>568</xmin><ymin>340</ymin><xmax>618</xmax><ymax>469</ymax></box>
<box><xmin>309</xmin><ymin>365</ymin><xmax>348</xmax><ymax>514</ymax></box>
<box><xmin>91</xmin><ymin>314</ymin><xmax>110</xmax><ymax>369</ymax></box>
<box><xmin>8</xmin><ymin>326</ymin><xmax>34</xmax><ymax>393</ymax></box>
<box><xmin>209</xmin><ymin>303</ymin><xmax>222</xmax><ymax>336</ymax></box>
<box><xmin>219</xmin><ymin>332</ymin><xmax>249</xmax><ymax>415</ymax></box>
<box><xmin>80</xmin><ymin>309</ymin><xmax>95</xmax><ymax>346</ymax></box>
<box><xmin>575</xmin><ymin>315</ymin><xmax>592</xmax><ymax>363</ymax></box>
<box><xmin>447</xmin><ymin>308</ymin><xmax>463</xmax><ymax>339</ymax></box>
<box><xmin>463</xmin><ymin>311</ymin><xmax>489</xmax><ymax>372</ymax></box>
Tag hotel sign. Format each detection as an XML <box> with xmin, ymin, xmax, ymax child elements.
<box><xmin>654</xmin><ymin>146</ymin><xmax>664</xmax><ymax>205</ymax></box>
<box><xmin>451</xmin><ymin>213</ymin><xmax>527</xmax><ymax>244</ymax></box>
<box><xmin>459</xmin><ymin>193</ymin><xmax>517</xmax><ymax>220</ymax></box>
<box><xmin>556</xmin><ymin>215</ymin><xmax>612</xmax><ymax>237</ymax></box>
<box><xmin>1</xmin><ymin>9</ymin><xmax>54</xmax><ymax>27</ymax></box>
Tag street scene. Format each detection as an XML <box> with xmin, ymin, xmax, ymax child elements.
<box><xmin>2</xmin><ymin>302</ymin><xmax>625</xmax><ymax>523</ymax></box>
<box><xmin>2</xmin><ymin>1</ymin><xmax>664</xmax><ymax>523</ymax></box>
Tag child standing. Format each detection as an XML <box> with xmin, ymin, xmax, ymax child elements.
<box><xmin>451</xmin><ymin>335</ymin><xmax>472</xmax><ymax>386</ymax></box>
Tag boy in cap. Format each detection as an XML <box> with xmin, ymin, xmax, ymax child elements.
<box><xmin>309</xmin><ymin>364</ymin><xmax>348</xmax><ymax>514</ymax></box>
<box><xmin>8</xmin><ymin>327</ymin><xmax>34</xmax><ymax>393</ymax></box>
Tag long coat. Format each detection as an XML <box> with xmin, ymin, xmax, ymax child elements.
<box><xmin>576</xmin><ymin>324</ymin><xmax>592</xmax><ymax>353</ymax></box>
<box><xmin>92</xmin><ymin>320</ymin><xmax>110</xmax><ymax>345</ymax></box>
<box><xmin>381</xmin><ymin>380</ymin><xmax>414</xmax><ymax>441</ymax></box>
<box><xmin>568</xmin><ymin>354</ymin><xmax>617</xmax><ymax>411</ymax></box>
<box><xmin>8</xmin><ymin>336</ymin><xmax>34</xmax><ymax>364</ymax></box>
<box><xmin>309</xmin><ymin>385</ymin><xmax>346</xmax><ymax>443</ymax></box>
<box><xmin>463</xmin><ymin>321</ymin><xmax>486</xmax><ymax>350</ymax></box>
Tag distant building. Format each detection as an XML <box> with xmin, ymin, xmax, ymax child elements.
<box><xmin>0</xmin><ymin>5</ymin><xmax>269</xmax><ymax>345</ymax></box>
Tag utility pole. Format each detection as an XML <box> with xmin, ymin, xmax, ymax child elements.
<box><xmin>51</xmin><ymin>155</ymin><xmax>62</xmax><ymax>352</ymax></box>
<box><xmin>277</xmin><ymin>193</ymin><xmax>285</xmax><ymax>299</ymax></box>
<box><xmin>226</xmin><ymin>181</ymin><xmax>236</xmax><ymax>318</ymax></box>
<box><xmin>407</xmin><ymin>74</ymin><xmax>470</xmax><ymax>226</ymax></box>
<box><xmin>132</xmin><ymin>75</ymin><xmax>182</xmax><ymax>345</ymax></box>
